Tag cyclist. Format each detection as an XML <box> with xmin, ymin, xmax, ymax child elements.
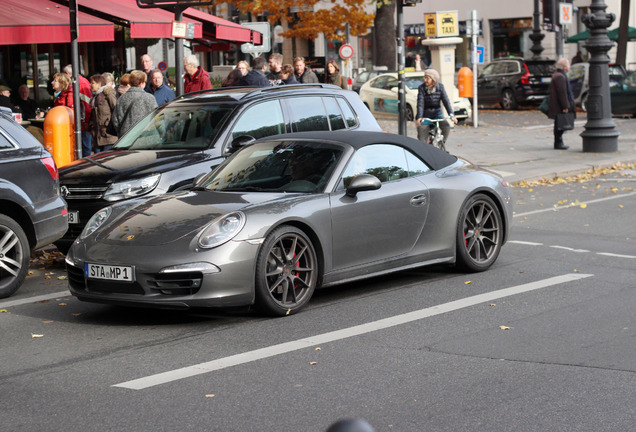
<box><xmin>415</xmin><ymin>68</ymin><xmax>458</xmax><ymax>147</ymax></box>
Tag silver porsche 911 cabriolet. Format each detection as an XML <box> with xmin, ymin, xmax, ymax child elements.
<box><xmin>65</xmin><ymin>130</ymin><xmax>513</xmax><ymax>316</ymax></box>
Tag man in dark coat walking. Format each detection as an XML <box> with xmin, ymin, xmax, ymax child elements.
<box><xmin>548</xmin><ymin>57</ymin><xmax>575</xmax><ymax>150</ymax></box>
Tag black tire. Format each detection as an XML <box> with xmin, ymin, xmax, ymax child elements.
<box><xmin>406</xmin><ymin>105</ymin><xmax>414</xmax><ymax>121</ymax></box>
<box><xmin>455</xmin><ymin>194</ymin><xmax>503</xmax><ymax>272</ymax></box>
<box><xmin>0</xmin><ymin>214</ymin><xmax>30</xmax><ymax>298</ymax></box>
<box><xmin>255</xmin><ymin>225</ymin><xmax>318</xmax><ymax>316</ymax></box>
<box><xmin>500</xmin><ymin>89</ymin><xmax>518</xmax><ymax>110</ymax></box>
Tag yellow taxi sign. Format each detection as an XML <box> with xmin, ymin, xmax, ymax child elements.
<box><xmin>425</xmin><ymin>13</ymin><xmax>437</xmax><ymax>37</ymax></box>
<box><xmin>424</xmin><ymin>10</ymin><xmax>459</xmax><ymax>38</ymax></box>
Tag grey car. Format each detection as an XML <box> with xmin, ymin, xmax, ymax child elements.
<box><xmin>65</xmin><ymin>130</ymin><xmax>512</xmax><ymax>316</ymax></box>
<box><xmin>0</xmin><ymin>107</ymin><xmax>68</xmax><ymax>298</ymax></box>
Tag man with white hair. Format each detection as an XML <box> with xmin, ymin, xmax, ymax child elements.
<box><xmin>184</xmin><ymin>54</ymin><xmax>212</xmax><ymax>94</ymax></box>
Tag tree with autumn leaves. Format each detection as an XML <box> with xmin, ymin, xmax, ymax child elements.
<box><xmin>227</xmin><ymin>0</ymin><xmax>375</xmax><ymax>41</ymax></box>
<box><xmin>226</xmin><ymin>0</ymin><xmax>397</xmax><ymax>68</ymax></box>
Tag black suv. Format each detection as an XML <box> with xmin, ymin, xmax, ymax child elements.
<box><xmin>56</xmin><ymin>84</ymin><xmax>381</xmax><ymax>252</ymax></box>
<box><xmin>0</xmin><ymin>107</ymin><xmax>68</xmax><ymax>297</ymax></box>
<box><xmin>477</xmin><ymin>57</ymin><xmax>555</xmax><ymax>110</ymax></box>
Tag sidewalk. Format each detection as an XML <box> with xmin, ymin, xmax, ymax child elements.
<box><xmin>376</xmin><ymin>110</ymin><xmax>636</xmax><ymax>184</ymax></box>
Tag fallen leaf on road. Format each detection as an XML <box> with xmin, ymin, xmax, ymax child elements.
<box><xmin>57</xmin><ymin>276</ymin><xmax>68</xmax><ymax>280</ymax></box>
<box><xmin>0</xmin><ymin>309</ymin><xmax>7</xmax><ymax>313</ymax></box>
<box><xmin>499</xmin><ymin>325</ymin><xmax>511</xmax><ymax>330</ymax></box>
<box><xmin>309</xmin><ymin>362</ymin><xmax>318</xmax><ymax>365</ymax></box>
<box><xmin>580</xmin><ymin>203</ymin><xmax>587</xmax><ymax>209</ymax></box>
<box><xmin>31</xmin><ymin>333</ymin><xmax>44</xmax><ymax>338</ymax></box>
<box><xmin>205</xmin><ymin>394</ymin><xmax>215</xmax><ymax>398</ymax></box>
<box><xmin>58</xmin><ymin>303</ymin><xmax>67</xmax><ymax>306</ymax></box>
<box><xmin>315</xmin><ymin>347</ymin><xmax>321</xmax><ymax>351</ymax></box>
<box><xmin>42</xmin><ymin>320</ymin><xmax>54</xmax><ymax>324</ymax></box>
<box><xmin>464</xmin><ymin>281</ymin><xmax>472</xmax><ymax>285</ymax></box>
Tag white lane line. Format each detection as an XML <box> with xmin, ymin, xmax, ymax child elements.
<box><xmin>0</xmin><ymin>290</ymin><xmax>71</xmax><ymax>309</ymax></box>
<box><xmin>113</xmin><ymin>273</ymin><xmax>593</xmax><ymax>391</ymax></box>
<box><xmin>514</xmin><ymin>190</ymin><xmax>636</xmax><ymax>218</ymax></box>
<box><xmin>508</xmin><ymin>240</ymin><xmax>544</xmax><ymax>246</ymax></box>
<box><xmin>549</xmin><ymin>245</ymin><xmax>590</xmax><ymax>253</ymax></box>
<box><xmin>597</xmin><ymin>252</ymin><xmax>636</xmax><ymax>259</ymax></box>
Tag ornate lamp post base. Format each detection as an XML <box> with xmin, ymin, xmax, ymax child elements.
<box><xmin>580</xmin><ymin>0</ymin><xmax>619</xmax><ymax>152</ymax></box>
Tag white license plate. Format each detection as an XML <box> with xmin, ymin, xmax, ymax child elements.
<box><xmin>68</xmin><ymin>211</ymin><xmax>80</xmax><ymax>224</ymax></box>
<box><xmin>541</xmin><ymin>77</ymin><xmax>552</xmax><ymax>83</ymax></box>
<box><xmin>85</xmin><ymin>263</ymin><xmax>135</xmax><ymax>282</ymax></box>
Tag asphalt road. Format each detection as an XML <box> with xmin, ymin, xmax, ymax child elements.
<box><xmin>1</xmin><ymin>168</ymin><xmax>635</xmax><ymax>430</ymax></box>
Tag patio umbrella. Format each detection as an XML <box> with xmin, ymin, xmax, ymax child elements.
<box><xmin>566</xmin><ymin>27</ymin><xmax>636</xmax><ymax>43</ymax></box>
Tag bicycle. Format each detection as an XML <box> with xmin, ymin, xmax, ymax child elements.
<box><xmin>420</xmin><ymin>117</ymin><xmax>449</xmax><ymax>152</ymax></box>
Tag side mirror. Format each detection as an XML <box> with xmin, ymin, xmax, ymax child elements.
<box><xmin>345</xmin><ymin>174</ymin><xmax>381</xmax><ymax>197</ymax></box>
<box><xmin>229</xmin><ymin>135</ymin><xmax>256</xmax><ymax>154</ymax></box>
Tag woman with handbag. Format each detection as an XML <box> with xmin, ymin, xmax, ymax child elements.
<box><xmin>548</xmin><ymin>57</ymin><xmax>575</xmax><ymax>150</ymax></box>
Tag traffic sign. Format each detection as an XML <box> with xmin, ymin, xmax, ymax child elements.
<box><xmin>241</xmin><ymin>22</ymin><xmax>270</xmax><ymax>56</ymax></box>
<box><xmin>339</xmin><ymin>44</ymin><xmax>353</xmax><ymax>60</ymax></box>
<box><xmin>475</xmin><ymin>45</ymin><xmax>484</xmax><ymax>64</ymax></box>
<box><xmin>158</xmin><ymin>61</ymin><xmax>167</xmax><ymax>72</ymax></box>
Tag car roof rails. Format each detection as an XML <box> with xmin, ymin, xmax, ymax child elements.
<box><xmin>242</xmin><ymin>83</ymin><xmax>341</xmax><ymax>98</ymax></box>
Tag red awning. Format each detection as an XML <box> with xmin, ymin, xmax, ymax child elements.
<box><xmin>0</xmin><ymin>0</ymin><xmax>114</xmax><ymax>45</ymax></box>
<box><xmin>72</xmin><ymin>0</ymin><xmax>202</xmax><ymax>39</ymax></box>
<box><xmin>182</xmin><ymin>7</ymin><xmax>261</xmax><ymax>45</ymax></box>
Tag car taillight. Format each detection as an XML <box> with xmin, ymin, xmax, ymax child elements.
<box><xmin>41</xmin><ymin>157</ymin><xmax>59</xmax><ymax>180</ymax></box>
<box><xmin>520</xmin><ymin>64</ymin><xmax>530</xmax><ymax>85</ymax></box>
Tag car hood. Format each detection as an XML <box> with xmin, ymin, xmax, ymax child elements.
<box><xmin>58</xmin><ymin>149</ymin><xmax>213</xmax><ymax>185</ymax></box>
<box><xmin>96</xmin><ymin>190</ymin><xmax>291</xmax><ymax>246</ymax></box>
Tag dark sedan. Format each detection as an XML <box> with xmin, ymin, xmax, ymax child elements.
<box><xmin>65</xmin><ymin>130</ymin><xmax>512</xmax><ymax>316</ymax></box>
<box><xmin>0</xmin><ymin>107</ymin><xmax>68</xmax><ymax>298</ymax></box>
<box><xmin>611</xmin><ymin>71</ymin><xmax>636</xmax><ymax>116</ymax></box>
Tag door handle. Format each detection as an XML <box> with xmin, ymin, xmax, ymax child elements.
<box><xmin>410</xmin><ymin>195</ymin><xmax>427</xmax><ymax>206</ymax></box>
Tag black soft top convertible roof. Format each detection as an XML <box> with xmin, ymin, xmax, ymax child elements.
<box><xmin>263</xmin><ymin>130</ymin><xmax>458</xmax><ymax>171</ymax></box>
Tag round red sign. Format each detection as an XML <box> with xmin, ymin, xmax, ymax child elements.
<box><xmin>339</xmin><ymin>44</ymin><xmax>354</xmax><ymax>60</ymax></box>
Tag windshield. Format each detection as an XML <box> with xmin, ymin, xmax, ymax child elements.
<box><xmin>200</xmin><ymin>140</ymin><xmax>344</xmax><ymax>193</ymax></box>
<box><xmin>405</xmin><ymin>76</ymin><xmax>424</xmax><ymax>90</ymax></box>
<box><xmin>113</xmin><ymin>103</ymin><xmax>234</xmax><ymax>151</ymax></box>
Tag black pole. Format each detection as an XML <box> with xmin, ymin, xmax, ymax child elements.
<box><xmin>69</xmin><ymin>0</ymin><xmax>82</xmax><ymax>159</ymax></box>
<box><xmin>530</xmin><ymin>0</ymin><xmax>546</xmax><ymax>58</ymax></box>
<box><xmin>397</xmin><ymin>1</ymin><xmax>406</xmax><ymax>136</ymax></box>
<box><xmin>175</xmin><ymin>7</ymin><xmax>184</xmax><ymax>97</ymax></box>
<box><xmin>580</xmin><ymin>0</ymin><xmax>619</xmax><ymax>152</ymax></box>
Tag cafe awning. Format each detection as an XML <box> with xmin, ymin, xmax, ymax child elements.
<box><xmin>0</xmin><ymin>0</ymin><xmax>114</xmax><ymax>45</ymax></box>
<box><xmin>69</xmin><ymin>0</ymin><xmax>202</xmax><ymax>39</ymax></box>
<box><xmin>566</xmin><ymin>26</ymin><xmax>636</xmax><ymax>43</ymax></box>
<box><xmin>182</xmin><ymin>7</ymin><xmax>262</xmax><ymax>45</ymax></box>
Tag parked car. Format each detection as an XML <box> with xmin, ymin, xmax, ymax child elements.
<box><xmin>477</xmin><ymin>57</ymin><xmax>555</xmax><ymax>110</ymax></box>
<box><xmin>359</xmin><ymin>71</ymin><xmax>471</xmax><ymax>122</ymax></box>
<box><xmin>568</xmin><ymin>62</ymin><xmax>628</xmax><ymax>112</ymax></box>
<box><xmin>610</xmin><ymin>71</ymin><xmax>636</xmax><ymax>116</ymax></box>
<box><xmin>0</xmin><ymin>107</ymin><xmax>68</xmax><ymax>298</ymax></box>
<box><xmin>56</xmin><ymin>84</ymin><xmax>381</xmax><ymax>253</ymax></box>
<box><xmin>65</xmin><ymin>130</ymin><xmax>512</xmax><ymax>315</ymax></box>
<box><xmin>351</xmin><ymin>69</ymin><xmax>393</xmax><ymax>94</ymax></box>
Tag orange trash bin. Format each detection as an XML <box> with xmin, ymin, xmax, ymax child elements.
<box><xmin>44</xmin><ymin>106</ymin><xmax>76</xmax><ymax>168</ymax></box>
<box><xmin>458</xmin><ymin>67</ymin><xmax>474</xmax><ymax>98</ymax></box>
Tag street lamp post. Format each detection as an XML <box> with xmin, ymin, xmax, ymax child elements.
<box><xmin>580</xmin><ymin>0</ymin><xmax>619</xmax><ymax>152</ymax></box>
<box><xmin>529</xmin><ymin>0</ymin><xmax>546</xmax><ymax>58</ymax></box>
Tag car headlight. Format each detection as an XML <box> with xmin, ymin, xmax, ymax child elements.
<box><xmin>80</xmin><ymin>207</ymin><xmax>111</xmax><ymax>239</ymax></box>
<box><xmin>104</xmin><ymin>173</ymin><xmax>160</xmax><ymax>202</ymax></box>
<box><xmin>198</xmin><ymin>212</ymin><xmax>245</xmax><ymax>249</ymax></box>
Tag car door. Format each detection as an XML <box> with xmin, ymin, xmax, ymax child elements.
<box><xmin>329</xmin><ymin>144</ymin><xmax>431</xmax><ymax>270</ymax></box>
<box><xmin>477</xmin><ymin>62</ymin><xmax>504</xmax><ymax>104</ymax></box>
<box><xmin>366</xmin><ymin>76</ymin><xmax>398</xmax><ymax>116</ymax></box>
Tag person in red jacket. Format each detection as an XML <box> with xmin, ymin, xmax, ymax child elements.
<box><xmin>63</xmin><ymin>64</ymin><xmax>93</xmax><ymax>157</ymax></box>
<box><xmin>52</xmin><ymin>73</ymin><xmax>74</xmax><ymax>108</ymax></box>
<box><xmin>184</xmin><ymin>54</ymin><xmax>212</xmax><ymax>94</ymax></box>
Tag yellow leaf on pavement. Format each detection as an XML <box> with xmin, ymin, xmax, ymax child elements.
<box><xmin>499</xmin><ymin>325</ymin><xmax>511</xmax><ymax>330</ymax></box>
<box><xmin>31</xmin><ymin>333</ymin><xmax>44</xmax><ymax>338</ymax></box>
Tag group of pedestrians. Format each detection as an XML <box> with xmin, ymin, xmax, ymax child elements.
<box><xmin>220</xmin><ymin>54</ymin><xmax>346</xmax><ymax>89</ymax></box>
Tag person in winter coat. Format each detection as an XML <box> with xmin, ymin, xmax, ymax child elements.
<box><xmin>325</xmin><ymin>60</ymin><xmax>346</xmax><ymax>89</ymax></box>
<box><xmin>415</xmin><ymin>68</ymin><xmax>457</xmax><ymax>146</ymax></box>
<box><xmin>63</xmin><ymin>64</ymin><xmax>93</xmax><ymax>157</ymax></box>
<box><xmin>222</xmin><ymin>68</ymin><xmax>244</xmax><ymax>87</ymax></box>
<box><xmin>52</xmin><ymin>73</ymin><xmax>74</xmax><ymax>109</ymax></box>
<box><xmin>184</xmin><ymin>54</ymin><xmax>212</xmax><ymax>94</ymax></box>
<box><xmin>548</xmin><ymin>57</ymin><xmax>575</xmax><ymax>150</ymax></box>
<box><xmin>239</xmin><ymin>56</ymin><xmax>269</xmax><ymax>87</ymax></box>
<box><xmin>88</xmin><ymin>74</ymin><xmax>118</xmax><ymax>153</ymax></box>
<box><xmin>110</xmin><ymin>70</ymin><xmax>157</xmax><ymax>138</ymax></box>
<box><xmin>280</xmin><ymin>64</ymin><xmax>299</xmax><ymax>85</ymax></box>
<box><xmin>293</xmin><ymin>57</ymin><xmax>319</xmax><ymax>83</ymax></box>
